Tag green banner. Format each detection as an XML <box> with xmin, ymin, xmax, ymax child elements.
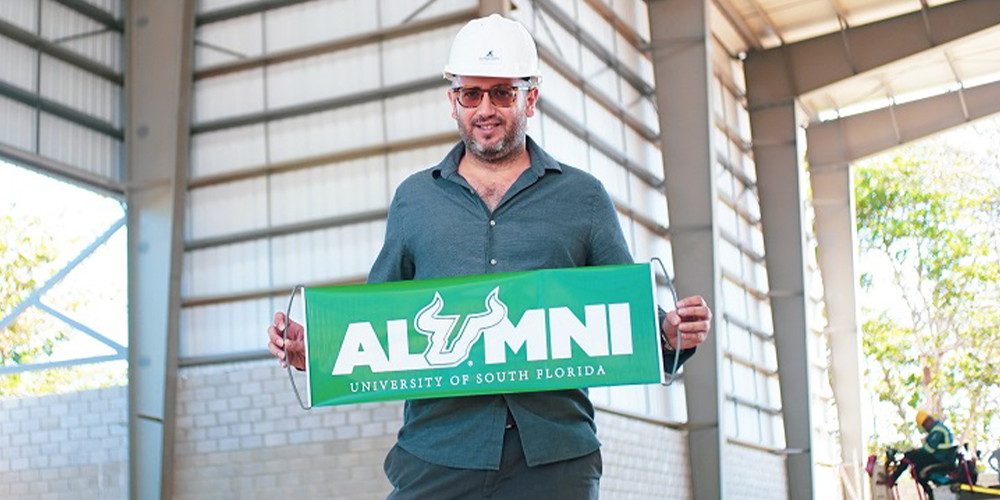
<box><xmin>300</xmin><ymin>264</ymin><xmax>663</xmax><ymax>407</ymax></box>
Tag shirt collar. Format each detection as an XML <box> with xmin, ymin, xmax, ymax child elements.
<box><xmin>432</xmin><ymin>135</ymin><xmax>562</xmax><ymax>179</ymax></box>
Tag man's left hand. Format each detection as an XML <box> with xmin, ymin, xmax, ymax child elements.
<box><xmin>661</xmin><ymin>295</ymin><xmax>711</xmax><ymax>351</ymax></box>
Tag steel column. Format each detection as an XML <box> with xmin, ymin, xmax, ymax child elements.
<box><xmin>806</xmin><ymin>162</ymin><xmax>866</xmax><ymax>490</ymax></box>
<box><xmin>648</xmin><ymin>0</ymin><xmax>727</xmax><ymax>497</ymax></box>
<box><xmin>747</xmin><ymin>100</ymin><xmax>815</xmax><ymax>499</ymax></box>
<box><xmin>125</xmin><ymin>0</ymin><xmax>194</xmax><ymax>498</ymax></box>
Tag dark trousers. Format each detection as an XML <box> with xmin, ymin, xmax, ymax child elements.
<box><xmin>384</xmin><ymin>426</ymin><xmax>602</xmax><ymax>500</ymax></box>
<box><xmin>890</xmin><ymin>448</ymin><xmax>939</xmax><ymax>487</ymax></box>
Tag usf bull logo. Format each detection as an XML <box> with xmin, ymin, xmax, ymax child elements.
<box><xmin>331</xmin><ymin>287</ymin><xmax>637</xmax><ymax>375</ymax></box>
<box><xmin>416</xmin><ymin>287</ymin><xmax>506</xmax><ymax>367</ymax></box>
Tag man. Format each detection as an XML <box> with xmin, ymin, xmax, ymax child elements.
<box><xmin>266</xmin><ymin>14</ymin><xmax>711</xmax><ymax>499</ymax></box>
<box><xmin>888</xmin><ymin>410</ymin><xmax>955</xmax><ymax>490</ymax></box>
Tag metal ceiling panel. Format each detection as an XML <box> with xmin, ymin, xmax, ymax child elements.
<box><xmin>837</xmin><ymin>0</ymin><xmax>920</xmax><ymax>27</ymax></box>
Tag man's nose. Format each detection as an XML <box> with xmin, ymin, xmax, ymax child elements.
<box><xmin>475</xmin><ymin>92</ymin><xmax>497</xmax><ymax>115</ymax></box>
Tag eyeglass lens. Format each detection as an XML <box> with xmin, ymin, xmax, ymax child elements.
<box><xmin>454</xmin><ymin>85</ymin><xmax>522</xmax><ymax>108</ymax></box>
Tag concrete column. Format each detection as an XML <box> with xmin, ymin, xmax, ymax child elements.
<box><xmin>125</xmin><ymin>0</ymin><xmax>194</xmax><ymax>498</ymax></box>
<box><xmin>648</xmin><ymin>0</ymin><xmax>727</xmax><ymax>497</ymax></box>
<box><xmin>748</xmin><ymin>99</ymin><xmax>815</xmax><ymax>500</ymax></box>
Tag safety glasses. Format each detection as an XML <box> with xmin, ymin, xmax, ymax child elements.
<box><xmin>451</xmin><ymin>84</ymin><xmax>530</xmax><ymax>108</ymax></box>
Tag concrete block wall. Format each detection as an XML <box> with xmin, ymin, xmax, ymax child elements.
<box><xmin>173</xmin><ymin>360</ymin><xmax>398</xmax><ymax>500</ymax></box>
<box><xmin>174</xmin><ymin>360</ymin><xmax>695</xmax><ymax>500</ymax></box>
<box><xmin>0</xmin><ymin>360</ymin><xmax>789</xmax><ymax>500</ymax></box>
<box><xmin>0</xmin><ymin>386</ymin><xmax>127</xmax><ymax>500</ymax></box>
<box><xmin>725</xmin><ymin>443</ymin><xmax>789</xmax><ymax>499</ymax></box>
<box><xmin>596</xmin><ymin>410</ymin><xmax>692</xmax><ymax>499</ymax></box>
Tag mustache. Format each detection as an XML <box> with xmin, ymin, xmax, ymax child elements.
<box><xmin>471</xmin><ymin>116</ymin><xmax>505</xmax><ymax>126</ymax></box>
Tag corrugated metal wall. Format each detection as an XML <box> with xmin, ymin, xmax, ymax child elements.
<box><xmin>182</xmin><ymin>0</ymin><xmax>686</xmax><ymax>423</ymax></box>
<box><xmin>510</xmin><ymin>0</ymin><xmax>683</xmax><ymax>420</ymax></box>
<box><xmin>805</xmin><ymin>182</ymin><xmax>843</xmax><ymax>494</ymax></box>
<box><xmin>0</xmin><ymin>0</ymin><xmax>123</xmax><ymax>182</ymax></box>
<box><xmin>696</xmin><ymin>1</ymin><xmax>786</xmax><ymax>453</ymax></box>
<box><xmin>181</xmin><ymin>0</ymin><xmax>837</xmax><ymax>465</ymax></box>
<box><xmin>708</xmin><ymin>30</ymin><xmax>785</xmax><ymax>450</ymax></box>
<box><xmin>710</xmin><ymin>3</ymin><xmax>839</xmax><ymax>493</ymax></box>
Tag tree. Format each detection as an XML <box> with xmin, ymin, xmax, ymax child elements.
<box><xmin>0</xmin><ymin>206</ymin><xmax>126</xmax><ymax>396</ymax></box>
<box><xmin>856</xmin><ymin>129</ymin><xmax>1000</xmax><ymax>456</ymax></box>
<box><xmin>0</xmin><ymin>208</ymin><xmax>68</xmax><ymax>365</ymax></box>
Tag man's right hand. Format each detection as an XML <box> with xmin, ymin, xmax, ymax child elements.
<box><xmin>267</xmin><ymin>311</ymin><xmax>305</xmax><ymax>370</ymax></box>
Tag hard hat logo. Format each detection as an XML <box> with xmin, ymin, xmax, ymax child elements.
<box><xmin>443</xmin><ymin>14</ymin><xmax>542</xmax><ymax>85</ymax></box>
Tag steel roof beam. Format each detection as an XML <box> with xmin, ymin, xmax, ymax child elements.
<box><xmin>744</xmin><ymin>0</ymin><xmax>1000</xmax><ymax>105</ymax></box>
<box><xmin>806</xmin><ymin>79</ymin><xmax>1000</xmax><ymax>167</ymax></box>
<box><xmin>710</xmin><ymin>0</ymin><xmax>762</xmax><ymax>51</ymax></box>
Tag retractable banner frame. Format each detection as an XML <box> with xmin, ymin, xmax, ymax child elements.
<box><xmin>291</xmin><ymin>263</ymin><xmax>664</xmax><ymax>408</ymax></box>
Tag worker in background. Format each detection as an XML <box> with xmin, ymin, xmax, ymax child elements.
<box><xmin>889</xmin><ymin>410</ymin><xmax>955</xmax><ymax>488</ymax></box>
<box><xmin>267</xmin><ymin>13</ymin><xmax>712</xmax><ymax>500</ymax></box>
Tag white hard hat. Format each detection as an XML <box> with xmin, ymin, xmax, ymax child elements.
<box><xmin>443</xmin><ymin>14</ymin><xmax>542</xmax><ymax>85</ymax></box>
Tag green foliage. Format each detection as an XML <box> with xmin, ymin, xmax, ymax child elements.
<box><xmin>0</xmin><ymin>209</ymin><xmax>68</xmax><ymax>367</ymax></box>
<box><xmin>0</xmin><ymin>206</ymin><xmax>125</xmax><ymax>397</ymax></box>
<box><xmin>857</xmin><ymin>135</ymin><xmax>1000</xmax><ymax>455</ymax></box>
<box><xmin>0</xmin><ymin>361</ymin><xmax>126</xmax><ymax>397</ymax></box>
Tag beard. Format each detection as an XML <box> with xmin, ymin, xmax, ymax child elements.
<box><xmin>458</xmin><ymin>104</ymin><xmax>528</xmax><ymax>164</ymax></box>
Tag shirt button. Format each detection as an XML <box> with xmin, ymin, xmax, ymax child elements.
<box><xmin>489</xmin><ymin>220</ymin><xmax>496</xmax><ymax>227</ymax></box>
<box><xmin>490</xmin><ymin>258</ymin><xmax>498</xmax><ymax>266</ymax></box>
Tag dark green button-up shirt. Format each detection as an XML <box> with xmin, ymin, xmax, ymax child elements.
<box><xmin>368</xmin><ymin>136</ymin><xmax>693</xmax><ymax>470</ymax></box>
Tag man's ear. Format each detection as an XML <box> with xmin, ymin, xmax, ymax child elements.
<box><xmin>448</xmin><ymin>89</ymin><xmax>457</xmax><ymax>120</ymax></box>
<box><xmin>525</xmin><ymin>87</ymin><xmax>539</xmax><ymax>118</ymax></box>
